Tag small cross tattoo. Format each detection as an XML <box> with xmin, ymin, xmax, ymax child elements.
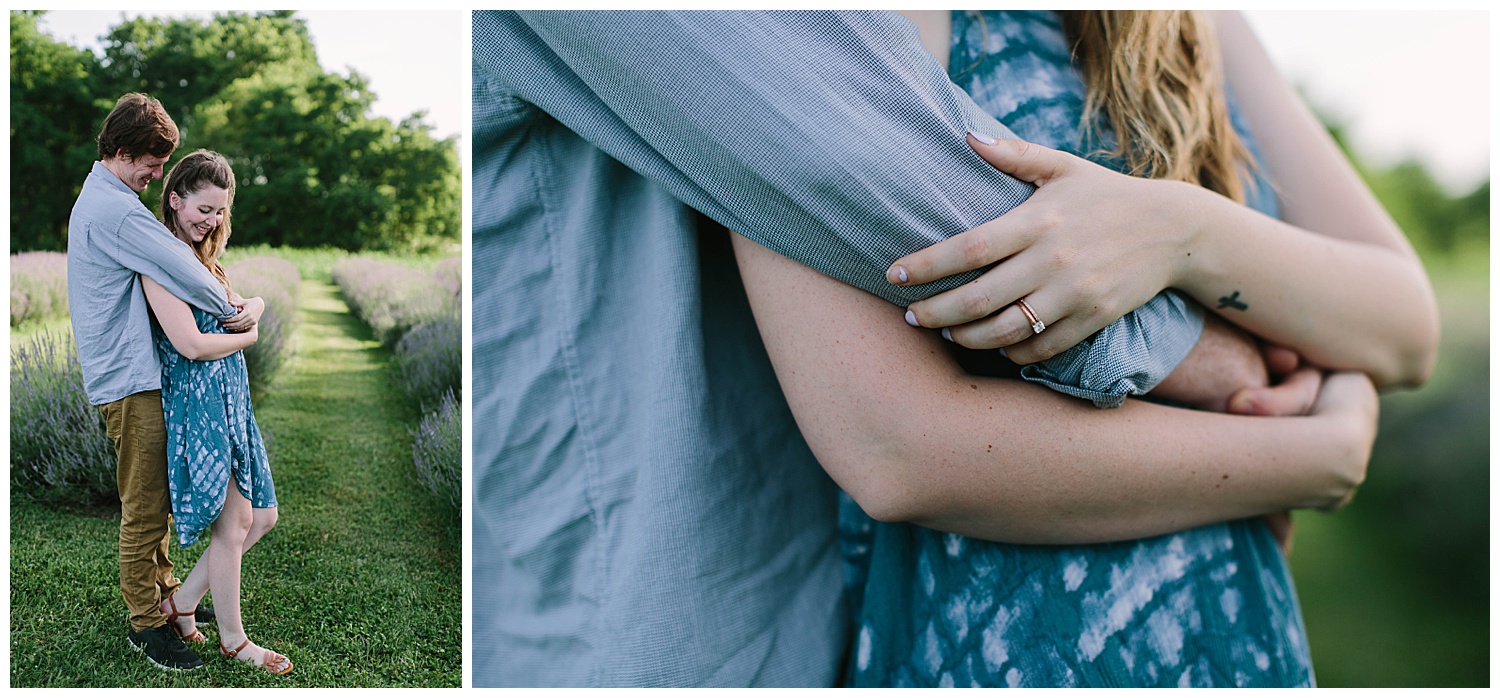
<box><xmin>1217</xmin><ymin>291</ymin><xmax>1248</xmax><ymax>311</ymax></box>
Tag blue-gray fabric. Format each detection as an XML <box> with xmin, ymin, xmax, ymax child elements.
<box><xmin>472</xmin><ymin>10</ymin><xmax>1205</xmax><ymax>686</ymax></box>
<box><xmin>837</xmin><ymin>11</ymin><xmax>1309</xmax><ymax>688</ymax></box>
<box><xmin>67</xmin><ymin>161</ymin><xmax>239</xmax><ymax>405</ymax></box>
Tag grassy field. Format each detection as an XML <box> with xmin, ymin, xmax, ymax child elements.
<box><xmin>10</xmin><ymin>277</ymin><xmax>460</xmax><ymax>687</ymax></box>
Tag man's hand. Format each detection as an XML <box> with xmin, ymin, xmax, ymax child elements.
<box><xmin>222</xmin><ymin>295</ymin><xmax>266</xmax><ymax>333</ymax></box>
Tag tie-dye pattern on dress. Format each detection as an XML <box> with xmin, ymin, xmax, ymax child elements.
<box><xmin>838</xmin><ymin>11</ymin><xmax>1313</xmax><ymax>687</ymax></box>
<box><xmin>154</xmin><ymin>305</ymin><xmax>277</xmax><ymax>547</ymax></box>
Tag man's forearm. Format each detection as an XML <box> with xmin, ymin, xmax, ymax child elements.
<box><xmin>111</xmin><ymin>212</ymin><xmax>237</xmax><ymax>320</ymax></box>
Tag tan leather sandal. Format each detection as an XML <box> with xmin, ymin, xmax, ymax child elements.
<box><xmin>161</xmin><ymin>595</ymin><xmax>206</xmax><ymax>643</ymax></box>
<box><xmin>220</xmin><ymin>638</ymin><xmax>293</xmax><ymax>675</ymax></box>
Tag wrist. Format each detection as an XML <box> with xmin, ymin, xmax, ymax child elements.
<box><xmin>1308</xmin><ymin>410</ymin><xmax>1373</xmax><ymax>510</ymax></box>
<box><xmin>1166</xmin><ymin>180</ymin><xmax>1224</xmax><ymax>292</ymax></box>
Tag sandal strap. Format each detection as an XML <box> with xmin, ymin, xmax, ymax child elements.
<box><xmin>221</xmin><ymin>638</ymin><xmax>251</xmax><ymax>659</ymax></box>
<box><xmin>163</xmin><ymin>594</ymin><xmax>184</xmax><ymax>619</ymax></box>
<box><xmin>264</xmin><ymin>650</ymin><xmax>292</xmax><ymax>674</ymax></box>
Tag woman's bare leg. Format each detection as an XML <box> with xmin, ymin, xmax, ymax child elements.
<box><xmin>243</xmin><ymin>507</ymin><xmax>279</xmax><ymax>553</ymax></box>
<box><xmin>209</xmin><ymin>487</ymin><xmax>254</xmax><ymax>652</ymax></box>
<box><xmin>162</xmin><ymin>504</ymin><xmax>278</xmax><ymax>621</ymax></box>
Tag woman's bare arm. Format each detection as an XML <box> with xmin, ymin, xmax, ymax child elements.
<box><xmin>143</xmin><ymin>275</ymin><xmax>258</xmax><ymax>361</ymax></box>
<box><xmin>733</xmin><ymin>231</ymin><xmax>1377</xmax><ymax>544</ymax></box>
<box><xmin>891</xmin><ymin>13</ymin><xmax>1438</xmax><ymax>389</ymax></box>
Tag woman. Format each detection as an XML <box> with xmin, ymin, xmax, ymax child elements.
<box><xmin>731</xmin><ymin>10</ymin><xmax>1434</xmax><ymax>686</ymax></box>
<box><xmin>140</xmin><ymin>150</ymin><xmax>291</xmax><ymax>676</ymax></box>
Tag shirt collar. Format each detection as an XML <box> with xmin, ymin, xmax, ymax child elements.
<box><xmin>91</xmin><ymin>161</ymin><xmax>138</xmax><ymax>196</ymax></box>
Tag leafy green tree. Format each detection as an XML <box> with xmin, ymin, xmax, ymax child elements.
<box><xmin>10</xmin><ymin>10</ymin><xmax>458</xmax><ymax>252</ymax></box>
<box><xmin>191</xmin><ymin>63</ymin><xmax>459</xmax><ymax>250</ymax></box>
<box><xmin>99</xmin><ymin>11</ymin><xmax>318</xmax><ymax>141</ymax></box>
<box><xmin>10</xmin><ymin>11</ymin><xmax>107</xmax><ymax>250</ymax></box>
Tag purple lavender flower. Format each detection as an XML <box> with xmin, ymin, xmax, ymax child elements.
<box><xmin>411</xmin><ymin>389</ymin><xmax>460</xmax><ymax>510</ymax></box>
<box><xmin>9</xmin><ymin>331</ymin><xmax>117</xmax><ymax>505</ymax></box>
<box><xmin>10</xmin><ymin>251</ymin><xmax>69</xmax><ymax>328</ymax></box>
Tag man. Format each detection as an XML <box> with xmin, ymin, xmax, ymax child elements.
<box><xmin>67</xmin><ymin>93</ymin><xmax>261</xmax><ymax>671</ymax></box>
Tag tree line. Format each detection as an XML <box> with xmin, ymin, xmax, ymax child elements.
<box><xmin>11</xmin><ymin>11</ymin><xmax>460</xmax><ymax>252</ymax></box>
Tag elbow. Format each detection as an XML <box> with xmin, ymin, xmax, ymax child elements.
<box><xmin>178</xmin><ymin>343</ymin><xmax>212</xmax><ymax>362</ymax></box>
<box><xmin>1378</xmin><ymin>289</ymin><xmax>1441</xmax><ymax>390</ymax></box>
<box><xmin>172</xmin><ymin>336</ymin><xmax>216</xmax><ymax>362</ymax></box>
<box><xmin>810</xmin><ymin>428</ymin><xmax>932</xmax><ymax>525</ymax></box>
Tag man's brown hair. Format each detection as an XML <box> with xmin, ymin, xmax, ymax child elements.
<box><xmin>96</xmin><ymin>93</ymin><xmax>179</xmax><ymax>161</ymax></box>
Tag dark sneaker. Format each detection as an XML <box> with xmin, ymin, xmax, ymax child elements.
<box><xmin>194</xmin><ymin>604</ymin><xmax>216</xmax><ymax>626</ymax></box>
<box><xmin>128</xmin><ymin>624</ymin><xmax>204</xmax><ymax>671</ymax></box>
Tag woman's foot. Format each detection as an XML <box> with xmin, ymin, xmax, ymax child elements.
<box><xmin>161</xmin><ymin>594</ymin><xmax>207</xmax><ymax>643</ymax></box>
<box><xmin>220</xmin><ymin>638</ymin><xmax>293</xmax><ymax>675</ymax></box>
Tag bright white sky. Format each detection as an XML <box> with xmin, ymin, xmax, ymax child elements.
<box><xmin>33</xmin><ymin>10</ymin><xmax>1492</xmax><ymax>194</ymax></box>
<box><xmin>35</xmin><ymin>10</ymin><xmax>467</xmax><ymax>142</ymax></box>
<box><xmin>1243</xmin><ymin>10</ymin><xmax>1490</xmax><ymax>194</ymax></box>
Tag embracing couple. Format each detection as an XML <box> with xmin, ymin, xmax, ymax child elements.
<box><xmin>474</xmin><ymin>10</ymin><xmax>1437</xmax><ymax>687</ymax></box>
<box><xmin>67</xmin><ymin>93</ymin><xmax>289</xmax><ymax>675</ymax></box>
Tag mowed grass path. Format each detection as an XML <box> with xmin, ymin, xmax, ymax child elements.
<box><xmin>10</xmin><ymin>280</ymin><xmax>460</xmax><ymax>687</ymax></box>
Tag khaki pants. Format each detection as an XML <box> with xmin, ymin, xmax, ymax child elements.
<box><xmin>99</xmin><ymin>390</ymin><xmax>181</xmax><ymax>632</ymax></box>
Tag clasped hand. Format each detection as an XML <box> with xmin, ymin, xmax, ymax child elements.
<box><xmin>890</xmin><ymin>133</ymin><xmax>1207</xmax><ymax>365</ymax></box>
<box><xmin>222</xmin><ymin>293</ymin><xmax>266</xmax><ymax>333</ymax></box>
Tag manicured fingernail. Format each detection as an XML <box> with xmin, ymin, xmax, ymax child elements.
<box><xmin>905</xmin><ymin>310</ymin><xmax>920</xmax><ymax>327</ymax></box>
<box><xmin>967</xmin><ymin>130</ymin><xmax>997</xmax><ymax>145</ymax></box>
<box><xmin>888</xmin><ymin>265</ymin><xmax>909</xmax><ymax>284</ymax></box>
<box><xmin>941</xmin><ymin>328</ymin><xmax>953</xmax><ymax>342</ymax></box>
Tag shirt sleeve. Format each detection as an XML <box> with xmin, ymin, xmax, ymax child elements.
<box><xmin>473</xmin><ymin>10</ymin><xmax>1199</xmax><ymax>406</ymax></box>
<box><xmin>109</xmin><ymin>206</ymin><xmax>239</xmax><ymax>321</ymax></box>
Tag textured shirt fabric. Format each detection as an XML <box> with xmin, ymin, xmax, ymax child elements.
<box><xmin>473</xmin><ymin>10</ymin><xmax>1206</xmax><ymax>687</ymax></box>
<box><xmin>838</xmin><ymin>11</ymin><xmax>1311</xmax><ymax>688</ymax></box>
<box><xmin>67</xmin><ymin>161</ymin><xmax>239</xmax><ymax>405</ymax></box>
<box><xmin>155</xmin><ymin>306</ymin><xmax>276</xmax><ymax>547</ymax></box>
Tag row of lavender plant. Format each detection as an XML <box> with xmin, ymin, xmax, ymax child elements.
<box><xmin>412</xmin><ymin>390</ymin><xmax>461</xmax><ymax>509</ymax></box>
<box><xmin>227</xmin><ymin>256</ymin><xmax>302</xmax><ymax>388</ymax></box>
<box><xmin>9</xmin><ymin>332</ymin><xmax>117</xmax><ymax>505</ymax></box>
<box><xmin>331</xmin><ymin>256</ymin><xmax>462</xmax><ymax>511</ymax></box>
<box><xmin>10</xmin><ymin>251</ymin><xmax>69</xmax><ymax>328</ymax></box>
<box><xmin>330</xmin><ymin>257</ymin><xmax>459</xmax><ymax>346</ymax></box>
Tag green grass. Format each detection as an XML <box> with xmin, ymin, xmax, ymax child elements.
<box><xmin>10</xmin><ymin>279</ymin><xmax>460</xmax><ymax>687</ymax></box>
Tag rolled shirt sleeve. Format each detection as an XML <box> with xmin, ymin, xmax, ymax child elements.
<box><xmin>474</xmin><ymin>10</ymin><xmax>1199</xmax><ymax>404</ymax></box>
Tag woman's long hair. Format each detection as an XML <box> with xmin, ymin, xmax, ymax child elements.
<box><xmin>1062</xmin><ymin>11</ymin><xmax>1254</xmax><ymax>204</ymax></box>
<box><xmin>159</xmin><ymin>149</ymin><xmax>236</xmax><ymax>295</ymax></box>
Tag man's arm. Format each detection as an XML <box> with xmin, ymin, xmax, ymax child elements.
<box><xmin>476</xmin><ymin>10</ymin><xmax>1201</xmax><ymax>405</ymax></box>
<box><xmin>108</xmin><ymin>207</ymin><xmax>238</xmax><ymax>321</ymax></box>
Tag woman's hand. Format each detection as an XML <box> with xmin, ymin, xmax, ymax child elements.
<box><xmin>890</xmin><ymin>134</ymin><xmax>1205</xmax><ymax>364</ymax></box>
<box><xmin>1303</xmin><ymin>370</ymin><xmax>1379</xmax><ymax>512</ymax></box>
<box><xmin>223</xmin><ymin>296</ymin><xmax>266</xmax><ymax>333</ymax></box>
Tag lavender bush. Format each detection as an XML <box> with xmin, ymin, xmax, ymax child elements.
<box><xmin>10</xmin><ymin>251</ymin><xmax>69</xmax><ymax>328</ymax></box>
<box><xmin>331</xmin><ymin>257</ymin><xmax>458</xmax><ymax>346</ymax></box>
<box><xmin>411</xmin><ymin>389</ymin><xmax>460</xmax><ymax>511</ymax></box>
<box><xmin>10</xmin><ymin>331</ymin><xmax>117</xmax><ymax>505</ymax></box>
<box><xmin>227</xmin><ymin>256</ymin><xmax>302</xmax><ymax>388</ymax></box>
<box><xmin>396</xmin><ymin>317</ymin><xmax>461</xmax><ymax>410</ymax></box>
<box><xmin>432</xmin><ymin>255</ymin><xmax>461</xmax><ymax>300</ymax></box>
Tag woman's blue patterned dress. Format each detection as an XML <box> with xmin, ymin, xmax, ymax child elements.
<box><xmin>153</xmin><ymin>303</ymin><xmax>277</xmax><ymax>547</ymax></box>
<box><xmin>838</xmin><ymin>11</ymin><xmax>1314</xmax><ymax>687</ymax></box>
